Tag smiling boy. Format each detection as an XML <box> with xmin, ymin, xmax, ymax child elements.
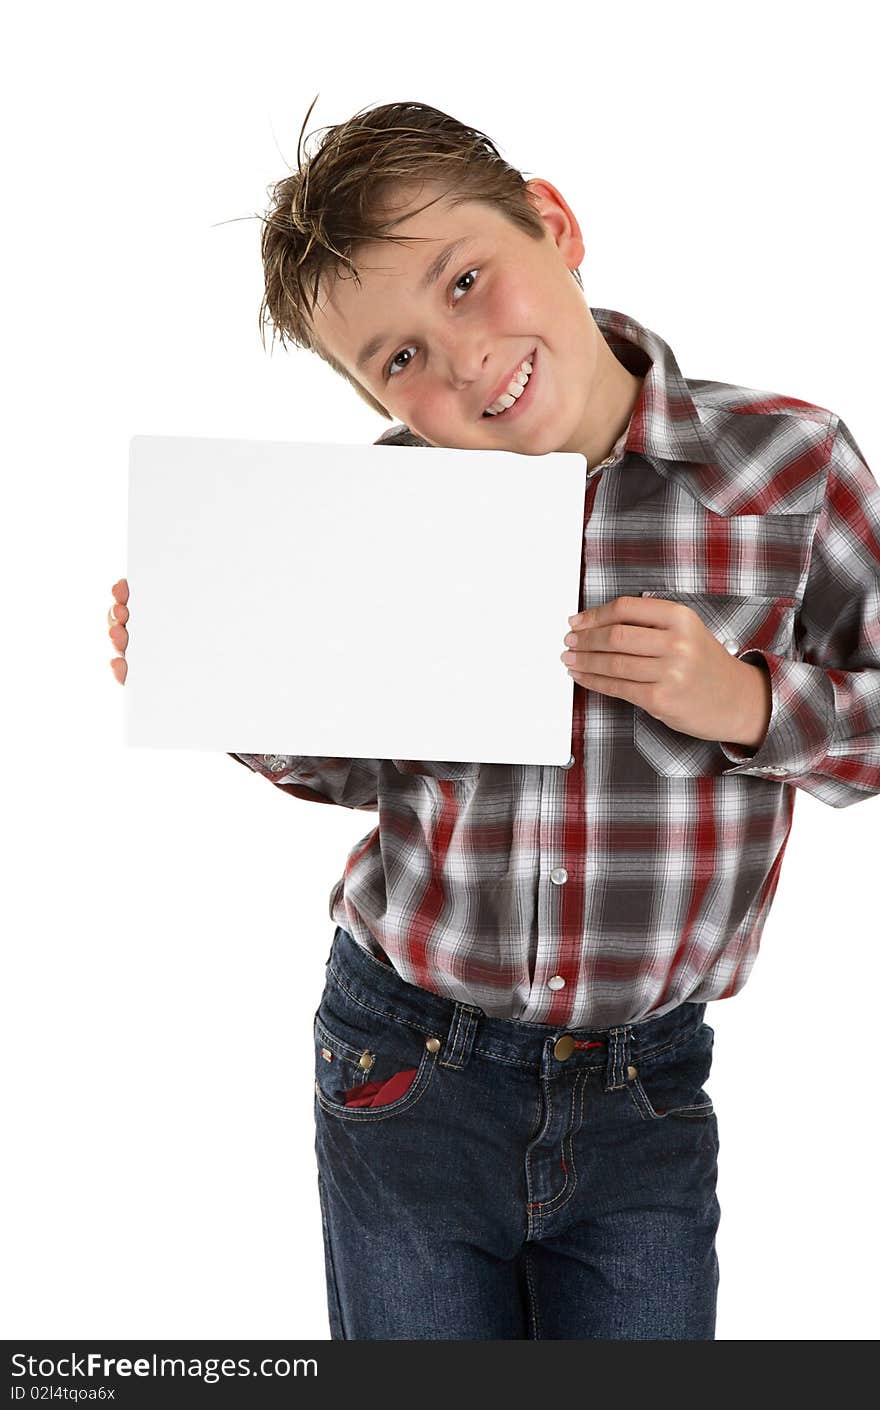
<box><xmin>312</xmin><ymin>172</ymin><xmax>643</xmax><ymax>469</ymax></box>
<box><xmin>109</xmin><ymin>98</ymin><xmax>880</xmax><ymax>1340</ymax></box>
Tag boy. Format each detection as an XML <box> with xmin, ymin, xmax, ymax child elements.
<box><xmin>108</xmin><ymin>99</ymin><xmax>880</xmax><ymax>1340</ymax></box>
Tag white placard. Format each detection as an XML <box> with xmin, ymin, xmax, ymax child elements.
<box><xmin>124</xmin><ymin>435</ymin><xmax>587</xmax><ymax>766</ymax></box>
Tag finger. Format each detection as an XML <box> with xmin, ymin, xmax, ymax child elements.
<box><xmin>110</xmin><ymin>657</ymin><xmax>127</xmax><ymax>685</ymax></box>
<box><xmin>108</xmin><ymin>603</ymin><xmax>128</xmax><ymax>626</ymax></box>
<box><xmin>109</xmin><ymin>625</ymin><xmax>128</xmax><ymax>652</ymax></box>
<box><xmin>112</xmin><ymin>579</ymin><xmax>129</xmax><ymax>604</ymax></box>
<box><xmin>565</xmin><ymin>623</ymin><xmax>668</xmax><ymax>656</ymax></box>
<box><xmin>561</xmin><ymin>649</ymin><xmax>659</xmax><ymax>683</ymax></box>
<box><xmin>567</xmin><ymin>668</ymin><xmax>649</xmax><ymax>708</ymax></box>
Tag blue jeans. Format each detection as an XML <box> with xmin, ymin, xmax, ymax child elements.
<box><xmin>313</xmin><ymin>924</ymin><xmax>721</xmax><ymax>1340</ymax></box>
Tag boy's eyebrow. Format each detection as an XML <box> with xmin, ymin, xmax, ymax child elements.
<box><xmin>355</xmin><ymin>236</ymin><xmax>472</xmax><ymax>372</ymax></box>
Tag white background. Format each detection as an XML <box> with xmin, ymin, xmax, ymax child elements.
<box><xmin>3</xmin><ymin>0</ymin><xmax>877</xmax><ymax>1342</ymax></box>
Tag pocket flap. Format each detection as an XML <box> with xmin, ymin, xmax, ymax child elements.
<box><xmin>640</xmin><ymin>590</ymin><xmax>796</xmax><ymax>657</ymax></box>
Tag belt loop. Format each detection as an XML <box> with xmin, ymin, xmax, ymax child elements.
<box><xmin>438</xmin><ymin>1002</ymin><xmax>482</xmax><ymax>1071</ymax></box>
<box><xmin>604</xmin><ymin>1023</ymin><xmax>633</xmax><ymax>1091</ymax></box>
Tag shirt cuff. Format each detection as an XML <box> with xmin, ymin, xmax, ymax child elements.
<box><xmin>718</xmin><ymin>649</ymin><xmax>836</xmax><ymax>780</ymax></box>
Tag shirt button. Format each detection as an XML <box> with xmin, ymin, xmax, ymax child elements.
<box><xmin>547</xmin><ymin>974</ymin><xmax>566</xmax><ymax>990</ymax></box>
<box><xmin>561</xmin><ymin>754</ymin><xmax>576</xmax><ymax>770</ymax></box>
<box><xmin>263</xmin><ymin>754</ymin><xmax>287</xmax><ymax>773</ymax></box>
<box><xmin>722</xmin><ymin>639</ymin><xmax>740</xmax><ymax>654</ymax></box>
<box><xmin>550</xmin><ymin>867</ymin><xmax>568</xmax><ymax>885</ymax></box>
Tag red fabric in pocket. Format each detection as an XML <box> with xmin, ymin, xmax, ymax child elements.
<box><xmin>343</xmin><ymin>1068</ymin><xmax>418</xmax><ymax>1108</ymax></box>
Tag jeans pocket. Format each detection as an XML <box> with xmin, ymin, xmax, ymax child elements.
<box><xmin>313</xmin><ymin>1003</ymin><xmax>442</xmax><ymax>1123</ymax></box>
<box><xmin>627</xmin><ymin>1021</ymin><xmax>716</xmax><ymax>1121</ymax></box>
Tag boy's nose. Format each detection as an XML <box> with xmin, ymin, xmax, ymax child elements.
<box><xmin>438</xmin><ymin>336</ymin><xmax>490</xmax><ymax>388</ymax></box>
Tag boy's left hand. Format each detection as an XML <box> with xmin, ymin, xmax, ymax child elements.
<box><xmin>561</xmin><ymin>596</ymin><xmax>767</xmax><ymax>745</ymax></box>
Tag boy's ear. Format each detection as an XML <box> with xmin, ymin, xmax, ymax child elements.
<box><xmin>524</xmin><ymin>177</ymin><xmax>585</xmax><ymax>270</ymax></box>
<box><xmin>524</xmin><ymin>177</ymin><xmax>555</xmax><ymax>217</ymax></box>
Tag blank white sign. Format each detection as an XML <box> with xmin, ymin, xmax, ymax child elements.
<box><xmin>124</xmin><ymin>435</ymin><xmax>587</xmax><ymax>766</ymax></box>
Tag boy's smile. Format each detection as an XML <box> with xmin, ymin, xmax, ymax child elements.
<box><xmin>311</xmin><ymin>178</ymin><xmax>644</xmax><ymax>469</ymax></box>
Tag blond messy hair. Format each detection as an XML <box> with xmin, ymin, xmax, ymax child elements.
<box><xmin>256</xmin><ymin>96</ymin><xmax>584</xmax><ymax>420</ymax></box>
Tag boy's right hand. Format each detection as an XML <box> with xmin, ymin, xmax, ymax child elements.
<box><xmin>108</xmin><ymin>578</ymin><xmax>129</xmax><ymax>684</ymax></box>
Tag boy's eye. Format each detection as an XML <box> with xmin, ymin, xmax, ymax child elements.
<box><xmin>386</xmin><ymin>268</ymin><xmax>480</xmax><ymax>379</ymax></box>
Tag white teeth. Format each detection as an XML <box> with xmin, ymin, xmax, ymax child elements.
<box><xmin>485</xmin><ymin>357</ymin><xmax>534</xmax><ymax>416</ymax></box>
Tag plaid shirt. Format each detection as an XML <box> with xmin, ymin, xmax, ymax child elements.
<box><xmin>230</xmin><ymin>307</ymin><xmax>880</xmax><ymax>1027</ymax></box>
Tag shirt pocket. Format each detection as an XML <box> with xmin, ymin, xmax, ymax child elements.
<box><xmin>632</xmin><ymin>590</ymin><xmax>798</xmax><ymax>777</ymax></box>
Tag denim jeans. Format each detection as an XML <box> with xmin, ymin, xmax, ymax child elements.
<box><xmin>313</xmin><ymin>924</ymin><xmax>721</xmax><ymax>1340</ymax></box>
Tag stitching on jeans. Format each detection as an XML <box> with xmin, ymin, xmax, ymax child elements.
<box><xmin>526</xmin><ymin>1072</ymin><xmax>554</xmax><ymax>1222</ymax></box>
<box><xmin>548</xmin><ymin>1074</ymin><xmax>579</xmax><ymax>1208</ymax></box>
<box><xmin>476</xmin><ymin>1048</ymin><xmax>571</xmax><ymax>1072</ymax></box>
<box><xmin>527</xmin><ymin>1077</ymin><xmax>544</xmax><ymax>1144</ymax></box>
<box><xmin>628</xmin><ymin>1073</ymin><xmax>714</xmax><ymax>1121</ymax></box>
<box><xmin>607</xmin><ymin>1025</ymin><xmax>624</xmax><ymax>1090</ymax></box>
<box><xmin>538</xmin><ymin>1071</ymin><xmax>589</xmax><ymax>1217</ymax></box>
<box><xmin>314</xmin><ymin>1018</ymin><xmax>375</xmax><ymax>1063</ymax></box>
<box><xmin>443</xmin><ymin>1003</ymin><xmax>474</xmax><ymax>1070</ymax></box>
<box><xmin>454</xmin><ymin>1003</ymin><xmax>468</xmax><ymax>1060</ymax></box>
<box><xmin>525</xmin><ymin>1247</ymin><xmax>541</xmax><ymax>1340</ymax></box>
<box><xmin>541</xmin><ymin>1073</ymin><xmax>579</xmax><ymax>1210</ymax></box>
<box><xmin>523</xmin><ymin>1076</ymin><xmax>545</xmax><ymax>1238</ymax></box>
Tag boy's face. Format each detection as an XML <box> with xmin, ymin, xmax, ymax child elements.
<box><xmin>311</xmin><ymin>178</ymin><xmax>641</xmax><ymax>463</ymax></box>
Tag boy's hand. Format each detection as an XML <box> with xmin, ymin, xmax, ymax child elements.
<box><xmin>108</xmin><ymin>578</ymin><xmax>129</xmax><ymax>685</ymax></box>
<box><xmin>560</xmin><ymin>596</ymin><xmax>771</xmax><ymax>748</ymax></box>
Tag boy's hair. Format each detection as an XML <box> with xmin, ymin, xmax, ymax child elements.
<box><xmin>257</xmin><ymin>96</ymin><xmax>584</xmax><ymax>420</ymax></box>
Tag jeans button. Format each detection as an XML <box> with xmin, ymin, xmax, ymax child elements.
<box><xmin>554</xmin><ymin>1035</ymin><xmax>575</xmax><ymax>1060</ymax></box>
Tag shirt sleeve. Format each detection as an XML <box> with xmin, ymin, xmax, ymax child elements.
<box><xmin>228</xmin><ymin>752</ymin><xmax>481</xmax><ymax>804</ymax></box>
<box><xmin>227</xmin><ymin>753</ymin><xmax>381</xmax><ymax>811</ymax></box>
<box><xmin>718</xmin><ymin>414</ymin><xmax>880</xmax><ymax>808</ymax></box>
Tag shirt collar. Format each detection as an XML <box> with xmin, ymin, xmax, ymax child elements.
<box><xmin>590</xmin><ymin>307</ymin><xmax>715</xmax><ymax>471</ymax></box>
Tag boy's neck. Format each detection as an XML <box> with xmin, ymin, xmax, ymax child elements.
<box><xmin>578</xmin><ymin>357</ymin><xmax>644</xmax><ymax>470</ymax></box>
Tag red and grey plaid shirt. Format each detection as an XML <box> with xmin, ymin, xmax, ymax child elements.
<box><xmin>231</xmin><ymin>307</ymin><xmax>880</xmax><ymax>1027</ymax></box>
